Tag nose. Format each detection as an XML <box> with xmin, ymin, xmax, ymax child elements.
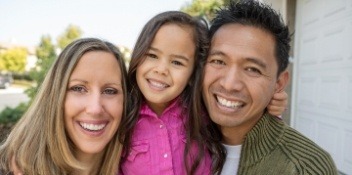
<box><xmin>153</xmin><ymin>59</ymin><xmax>169</xmax><ymax>75</ymax></box>
<box><xmin>219</xmin><ymin>67</ymin><xmax>244</xmax><ymax>92</ymax></box>
<box><xmin>85</xmin><ymin>93</ymin><xmax>104</xmax><ymax>116</ymax></box>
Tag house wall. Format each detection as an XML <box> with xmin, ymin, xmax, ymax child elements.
<box><xmin>263</xmin><ymin>0</ymin><xmax>351</xmax><ymax>173</ymax></box>
<box><xmin>292</xmin><ymin>0</ymin><xmax>352</xmax><ymax>174</ymax></box>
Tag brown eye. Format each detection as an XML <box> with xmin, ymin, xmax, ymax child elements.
<box><xmin>210</xmin><ymin>59</ymin><xmax>225</xmax><ymax>65</ymax></box>
<box><xmin>245</xmin><ymin>67</ymin><xmax>262</xmax><ymax>76</ymax></box>
<box><xmin>69</xmin><ymin>86</ymin><xmax>87</xmax><ymax>93</ymax></box>
<box><xmin>171</xmin><ymin>60</ymin><xmax>183</xmax><ymax>66</ymax></box>
<box><xmin>103</xmin><ymin>88</ymin><xmax>118</xmax><ymax>95</ymax></box>
<box><xmin>146</xmin><ymin>53</ymin><xmax>157</xmax><ymax>59</ymax></box>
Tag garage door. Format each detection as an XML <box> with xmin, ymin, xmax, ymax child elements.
<box><xmin>292</xmin><ymin>0</ymin><xmax>352</xmax><ymax>174</ymax></box>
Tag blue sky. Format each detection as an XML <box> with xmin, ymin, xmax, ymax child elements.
<box><xmin>0</xmin><ymin>0</ymin><xmax>190</xmax><ymax>49</ymax></box>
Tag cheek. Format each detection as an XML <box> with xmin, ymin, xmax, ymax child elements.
<box><xmin>64</xmin><ymin>94</ymin><xmax>87</xmax><ymax>122</ymax></box>
<box><xmin>181</xmin><ymin>73</ymin><xmax>192</xmax><ymax>87</ymax></box>
<box><xmin>108</xmin><ymin>98</ymin><xmax>124</xmax><ymax>120</ymax></box>
<box><xmin>136</xmin><ymin>61</ymin><xmax>149</xmax><ymax>76</ymax></box>
<box><xmin>136</xmin><ymin>68</ymin><xmax>144</xmax><ymax>87</ymax></box>
<box><xmin>136</xmin><ymin>65</ymin><xmax>142</xmax><ymax>75</ymax></box>
<box><xmin>175</xmin><ymin>68</ymin><xmax>193</xmax><ymax>86</ymax></box>
<box><xmin>64</xmin><ymin>95</ymin><xmax>74</xmax><ymax>119</ymax></box>
<box><xmin>63</xmin><ymin>97</ymin><xmax>74</xmax><ymax>133</ymax></box>
<box><xmin>247</xmin><ymin>79</ymin><xmax>276</xmax><ymax>105</ymax></box>
<box><xmin>202</xmin><ymin>66</ymin><xmax>217</xmax><ymax>89</ymax></box>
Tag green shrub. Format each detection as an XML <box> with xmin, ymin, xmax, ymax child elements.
<box><xmin>0</xmin><ymin>102</ymin><xmax>28</xmax><ymax>124</ymax></box>
<box><xmin>12</xmin><ymin>72</ymin><xmax>33</xmax><ymax>81</ymax></box>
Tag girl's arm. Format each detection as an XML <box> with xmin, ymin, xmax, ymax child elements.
<box><xmin>267</xmin><ymin>91</ymin><xmax>288</xmax><ymax>117</ymax></box>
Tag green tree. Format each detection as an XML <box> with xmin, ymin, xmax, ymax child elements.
<box><xmin>181</xmin><ymin>0</ymin><xmax>223</xmax><ymax>21</ymax></box>
<box><xmin>0</xmin><ymin>47</ymin><xmax>27</xmax><ymax>73</ymax></box>
<box><xmin>0</xmin><ymin>25</ymin><xmax>83</xmax><ymax>125</ymax></box>
<box><xmin>222</xmin><ymin>0</ymin><xmax>234</xmax><ymax>6</ymax></box>
<box><xmin>26</xmin><ymin>25</ymin><xmax>82</xmax><ymax>99</ymax></box>
<box><xmin>181</xmin><ymin>0</ymin><xmax>237</xmax><ymax>21</ymax></box>
<box><xmin>26</xmin><ymin>35</ymin><xmax>57</xmax><ymax>99</ymax></box>
<box><xmin>57</xmin><ymin>24</ymin><xmax>83</xmax><ymax>49</ymax></box>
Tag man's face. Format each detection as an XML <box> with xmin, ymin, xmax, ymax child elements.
<box><xmin>202</xmin><ymin>24</ymin><xmax>288</xmax><ymax>144</ymax></box>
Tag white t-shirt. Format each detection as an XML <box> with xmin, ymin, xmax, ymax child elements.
<box><xmin>220</xmin><ymin>144</ymin><xmax>242</xmax><ymax>175</ymax></box>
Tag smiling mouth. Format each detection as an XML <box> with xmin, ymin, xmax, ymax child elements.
<box><xmin>148</xmin><ymin>79</ymin><xmax>169</xmax><ymax>89</ymax></box>
<box><xmin>216</xmin><ymin>95</ymin><xmax>245</xmax><ymax>109</ymax></box>
<box><xmin>79</xmin><ymin>122</ymin><xmax>106</xmax><ymax>132</ymax></box>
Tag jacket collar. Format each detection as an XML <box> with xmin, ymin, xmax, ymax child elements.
<box><xmin>239</xmin><ymin>113</ymin><xmax>286</xmax><ymax>166</ymax></box>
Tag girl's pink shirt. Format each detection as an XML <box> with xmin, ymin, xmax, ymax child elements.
<box><xmin>120</xmin><ymin>99</ymin><xmax>211</xmax><ymax>175</ymax></box>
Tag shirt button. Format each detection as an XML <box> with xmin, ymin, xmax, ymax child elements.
<box><xmin>163</xmin><ymin>153</ymin><xmax>168</xmax><ymax>158</ymax></box>
<box><xmin>159</xmin><ymin>124</ymin><xmax>163</xmax><ymax>128</ymax></box>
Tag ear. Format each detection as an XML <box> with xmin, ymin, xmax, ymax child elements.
<box><xmin>275</xmin><ymin>70</ymin><xmax>289</xmax><ymax>93</ymax></box>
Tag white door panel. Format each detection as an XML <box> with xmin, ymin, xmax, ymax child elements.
<box><xmin>293</xmin><ymin>0</ymin><xmax>352</xmax><ymax>174</ymax></box>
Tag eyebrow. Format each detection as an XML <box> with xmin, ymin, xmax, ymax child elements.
<box><xmin>106</xmin><ymin>83</ymin><xmax>122</xmax><ymax>87</ymax></box>
<box><xmin>209</xmin><ymin>50</ymin><xmax>226</xmax><ymax>57</ymax></box>
<box><xmin>149</xmin><ymin>47</ymin><xmax>191</xmax><ymax>62</ymax></box>
<box><xmin>170</xmin><ymin>54</ymin><xmax>190</xmax><ymax>62</ymax></box>
<box><xmin>209</xmin><ymin>50</ymin><xmax>267</xmax><ymax>69</ymax></box>
<box><xmin>69</xmin><ymin>79</ymin><xmax>88</xmax><ymax>84</ymax></box>
<box><xmin>69</xmin><ymin>79</ymin><xmax>122</xmax><ymax>86</ymax></box>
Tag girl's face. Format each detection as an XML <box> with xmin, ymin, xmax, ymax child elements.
<box><xmin>136</xmin><ymin>23</ymin><xmax>195</xmax><ymax>115</ymax></box>
<box><xmin>64</xmin><ymin>51</ymin><xmax>124</xmax><ymax>160</ymax></box>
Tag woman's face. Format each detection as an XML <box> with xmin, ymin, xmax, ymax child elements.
<box><xmin>64</xmin><ymin>51</ymin><xmax>124</xmax><ymax>159</ymax></box>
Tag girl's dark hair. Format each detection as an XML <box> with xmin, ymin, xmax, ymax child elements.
<box><xmin>118</xmin><ymin>11</ymin><xmax>214</xmax><ymax>174</ymax></box>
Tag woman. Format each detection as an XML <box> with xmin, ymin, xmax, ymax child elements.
<box><xmin>0</xmin><ymin>38</ymin><xmax>128</xmax><ymax>175</ymax></box>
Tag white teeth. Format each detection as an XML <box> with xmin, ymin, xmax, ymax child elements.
<box><xmin>149</xmin><ymin>80</ymin><xmax>168</xmax><ymax>88</ymax></box>
<box><xmin>217</xmin><ymin>96</ymin><xmax>243</xmax><ymax>108</ymax></box>
<box><xmin>80</xmin><ymin>122</ymin><xmax>106</xmax><ymax>131</ymax></box>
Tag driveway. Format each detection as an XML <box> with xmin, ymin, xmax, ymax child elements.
<box><xmin>0</xmin><ymin>86</ymin><xmax>29</xmax><ymax>112</ymax></box>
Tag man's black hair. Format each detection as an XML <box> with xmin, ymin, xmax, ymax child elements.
<box><xmin>209</xmin><ymin>0</ymin><xmax>291</xmax><ymax>75</ymax></box>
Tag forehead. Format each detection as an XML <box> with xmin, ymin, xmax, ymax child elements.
<box><xmin>151</xmin><ymin>23</ymin><xmax>196</xmax><ymax>58</ymax></box>
<box><xmin>71</xmin><ymin>51</ymin><xmax>122</xmax><ymax>78</ymax></box>
<box><xmin>155</xmin><ymin>23</ymin><xmax>195</xmax><ymax>44</ymax></box>
<box><xmin>210</xmin><ymin>24</ymin><xmax>277</xmax><ymax>65</ymax></box>
<box><xmin>159</xmin><ymin>22</ymin><xmax>194</xmax><ymax>36</ymax></box>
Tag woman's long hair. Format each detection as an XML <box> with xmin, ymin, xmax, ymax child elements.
<box><xmin>0</xmin><ymin>38</ymin><xmax>128</xmax><ymax>175</ymax></box>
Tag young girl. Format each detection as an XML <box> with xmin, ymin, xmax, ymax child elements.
<box><xmin>0</xmin><ymin>38</ymin><xmax>128</xmax><ymax>175</ymax></box>
<box><xmin>118</xmin><ymin>11</ymin><xmax>287</xmax><ymax>175</ymax></box>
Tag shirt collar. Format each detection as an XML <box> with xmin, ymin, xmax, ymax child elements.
<box><xmin>140</xmin><ymin>97</ymin><xmax>182</xmax><ymax>118</ymax></box>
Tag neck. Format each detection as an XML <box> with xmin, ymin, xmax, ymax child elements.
<box><xmin>220</xmin><ymin>114</ymin><xmax>263</xmax><ymax>145</ymax></box>
<box><xmin>146</xmin><ymin>98</ymin><xmax>178</xmax><ymax>116</ymax></box>
<box><xmin>221</xmin><ymin>126</ymin><xmax>246</xmax><ymax>145</ymax></box>
<box><xmin>73</xmin><ymin>150</ymin><xmax>104</xmax><ymax>175</ymax></box>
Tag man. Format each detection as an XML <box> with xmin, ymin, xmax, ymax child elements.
<box><xmin>202</xmin><ymin>1</ymin><xmax>338</xmax><ymax>174</ymax></box>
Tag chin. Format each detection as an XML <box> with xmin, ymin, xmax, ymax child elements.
<box><xmin>79</xmin><ymin>144</ymin><xmax>107</xmax><ymax>155</ymax></box>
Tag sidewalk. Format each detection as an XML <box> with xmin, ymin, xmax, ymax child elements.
<box><xmin>0</xmin><ymin>86</ymin><xmax>29</xmax><ymax>111</ymax></box>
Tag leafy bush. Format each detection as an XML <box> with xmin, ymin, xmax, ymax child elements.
<box><xmin>0</xmin><ymin>102</ymin><xmax>28</xmax><ymax>124</ymax></box>
<box><xmin>12</xmin><ymin>72</ymin><xmax>33</xmax><ymax>81</ymax></box>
